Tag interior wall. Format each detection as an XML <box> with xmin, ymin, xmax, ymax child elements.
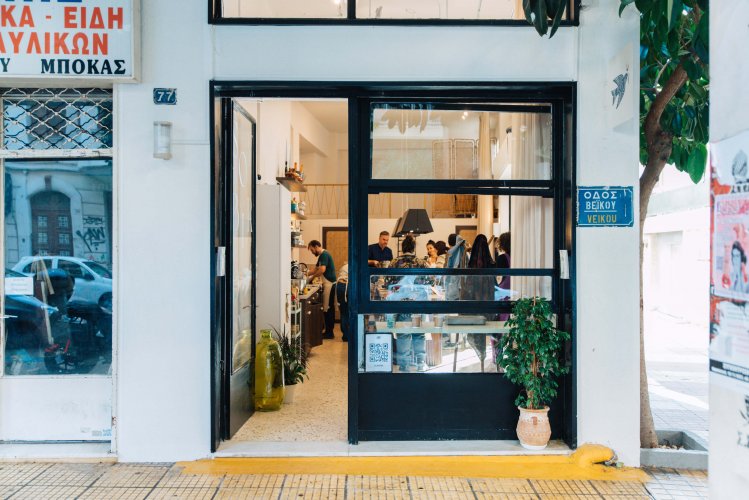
<box><xmin>113</xmin><ymin>0</ymin><xmax>640</xmax><ymax>464</ymax></box>
<box><xmin>710</xmin><ymin>2</ymin><xmax>749</xmax><ymax>497</ymax></box>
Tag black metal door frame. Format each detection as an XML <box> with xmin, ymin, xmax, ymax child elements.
<box><xmin>209</xmin><ymin>81</ymin><xmax>577</xmax><ymax>451</ymax></box>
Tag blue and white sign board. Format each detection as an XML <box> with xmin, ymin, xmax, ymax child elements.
<box><xmin>577</xmin><ymin>186</ymin><xmax>634</xmax><ymax>227</ymax></box>
<box><xmin>153</xmin><ymin>88</ymin><xmax>176</xmax><ymax>105</ymax></box>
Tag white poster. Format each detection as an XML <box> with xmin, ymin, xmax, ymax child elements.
<box><xmin>4</xmin><ymin>276</ymin><xmax>33</xmax><ymax>296</ymax></box>
<box><xmin>365</xmin><ymin>333</ymin><xmax>392</xmax><ymax>373</ymax></box>
<box><xmin>0</xmin><ymin>0</ymin><xmax>138</xmax><ymax>80</ymax></box>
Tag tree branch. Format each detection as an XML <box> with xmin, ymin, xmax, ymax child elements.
<box><xmin>644</xmin><ymin>64</ymin><xmax>688</xmax><ymax>152</ymax></box>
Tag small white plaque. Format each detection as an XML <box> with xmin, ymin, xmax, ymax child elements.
<box><xmin>5</xmin><ymin>277</ymin><xmax>34</xmax><ymax>296</ymax></box>
<box><xmin>365</xmin><ymin>333</ymin><xmax>393</xmax><ymax>373</ymax></box>
<box><xmin>559</xmin><ymin>250</ymin><xmax>570</xmax><ymax>280</ymax></box>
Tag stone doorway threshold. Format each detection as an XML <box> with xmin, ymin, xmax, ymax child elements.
<box><xmin>214</xmin><ymin>439</ymin><xmax>572</xmax><ymax>458</ymax></box>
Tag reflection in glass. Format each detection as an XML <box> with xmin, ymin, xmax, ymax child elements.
<box><xmin>358</xmin><ymin>313</ymin><xmax>527</xmax><ymax>374</ymax></box>
<box><xmin>371</xmin><ymin>104</ymin><xmax>552</xmax><ymax>180</ymax></box>
<box><xmin>4</xmin><ymin>160</ymin><xmax>113</xmax><ymax>375</ymax></box>
<box><xmin>356</xmin><ymin>0</ymin><xmax>525</xmax><ymax>20</ymax></box>
<box><xmin>222</xmin><ymin>0</ymin><xmax>347</xmax><ymax>18</ymax></box>
<box><xmin>231</xmin><ymin>107</ymin><xmax>254</xmax><ymax>373</ymax></box>
<box><xmin>369</xmin><ymin>275</ymin><xmax>552</xmax><ymax>302</ymax></box>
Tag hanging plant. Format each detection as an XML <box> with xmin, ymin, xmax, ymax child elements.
<box><xmin>522</xmin><ymin>0</ymin><xmax>569</xmax><ymax>38</ymax></box>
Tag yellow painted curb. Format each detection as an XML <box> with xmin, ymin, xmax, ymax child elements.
<box><xmin>178</xmin><ymin>444</ymin><xmax>648</xmax><ymax>482</ymax></box>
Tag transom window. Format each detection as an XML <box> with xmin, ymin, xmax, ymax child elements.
<box><xmin>212</xmin><ymin>0</ymin><xmax>578</xmax><ymax>23</ymax></box>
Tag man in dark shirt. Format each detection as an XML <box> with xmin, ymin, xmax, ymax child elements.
<box><xmin>307</xmin><ymin>240</ymin><xmax>337</xmax><ymax>339</ymax></box>
<box><xmin>368</xmin><ymin>231</ymin><xmax>393</xmax><ymax>267</ymax></box>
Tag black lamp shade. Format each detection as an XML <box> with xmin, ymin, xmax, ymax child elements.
<box><xmin>394</xmin><ymin>209</ymin><xmax>434</xmax><ymax>236</ymax></box>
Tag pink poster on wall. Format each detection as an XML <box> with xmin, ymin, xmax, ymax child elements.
<box><xmin>711</xmin><ymin>131</ymin><xmax>749</xmax><ymax>388</ymax></box>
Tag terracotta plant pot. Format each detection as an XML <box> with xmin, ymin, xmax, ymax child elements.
<box><xmin>516</xmin><ymin>406</ymin><xmax>551</xmax><ymax>450</ymax></box>
<box><xmin>284</xmin><ymin>383</ymin><xmax>298</xmax><ymax>404</ymax></box>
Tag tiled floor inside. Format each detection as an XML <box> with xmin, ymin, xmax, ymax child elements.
<box><xmin>0</xmin><ymin>462</ymin><xmax>707</xmax><ymax>499</ymax></box>
<box><xmin>231</xmin><ymin>328</ymin><xmax>348</xmax><ymax>443</ymax></box>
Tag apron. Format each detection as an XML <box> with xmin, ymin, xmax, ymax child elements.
<box><xmin>321</xmin><ymin>276</ymin><xmax>334</xmax><ymax>313</ymax></box>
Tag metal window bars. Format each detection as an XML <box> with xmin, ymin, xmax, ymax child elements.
<box><xmin>0</xmin><ymin>88</ymin><xmax>113</xmax><ymax>159</ymax></box>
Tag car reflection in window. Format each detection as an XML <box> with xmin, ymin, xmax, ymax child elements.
<box><xmin>4</xmin><ymin>257</ymin><xmax>112</xmax><ymax>375</ymax></box>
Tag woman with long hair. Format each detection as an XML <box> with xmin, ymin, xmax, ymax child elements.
<box><xmin>461</xmin><ymin>234</ymin><xmax>495</xmax><ymax>371</ymax></box>
<box><xmin>425</xmin><ymin>240</ymin><xmax>447</xmax><ymax>268</ymax></box>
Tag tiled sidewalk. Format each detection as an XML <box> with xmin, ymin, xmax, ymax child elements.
<box><xmin>644</xmin><ymin>311</ymin><xmax>709</xmax><ymax>444</ymax></box>
<box><xmin>0</xmin><ymin>462</ymin><xmax>707</xmax><ymax>499</ymax></box>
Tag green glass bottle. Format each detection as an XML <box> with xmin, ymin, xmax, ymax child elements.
<box><xmin>254</xmin><ymin>329</ymin><xmax>285</xmax><ymax>411</ymax></box>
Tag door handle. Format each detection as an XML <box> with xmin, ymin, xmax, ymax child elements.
<box><xmin>216</xmin><ymin>247</ymin><xmax>226</xmax><ymax>277</ymax></box>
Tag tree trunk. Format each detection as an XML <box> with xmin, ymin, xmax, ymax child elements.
<box><xmin>638</xmin><ymin>65</ymin><xmax>688</xmax><ymax>449</ymax></box>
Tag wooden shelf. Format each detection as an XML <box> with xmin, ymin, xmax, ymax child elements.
<box><xmin>292</xmin><ymin>244</ymin><xmax>307</xmax><ymax>249</ymax></box>
<box><xmin>291</xmin><ymin>213</ymin><xmax>307</xmax><ymax>221</ymax></box>
<box><xmin>276</xmin><ymin>177</ymin><xmax>308</xmax><ymax>192</ymax></box>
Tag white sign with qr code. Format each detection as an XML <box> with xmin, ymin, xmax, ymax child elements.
<box><xmin>365</xmin><ymin>333</ymin><xmax>392</xmax><ymax>372</ymax></box>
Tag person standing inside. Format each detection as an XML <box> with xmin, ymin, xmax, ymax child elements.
<box><xmin>495</xmin><ymin>232</ymin><xmax>512</xmax><ymax>321</ymax></box>
<box><xmin>389</xmin><ymin>235</ymin><xmax>429</xmax><ymax>372</ymax></box>
<box><xmin>461</xmin><ymin>234</ymin><xmax>496</xmax><ymax>372</ymax></box>
<box><xmin>307</xmin><ymin>240</ymin><xmax>337</xmax><ymax>339</ymax></box>
<box><xmin>335</xmin><ymin>263</ymin><xmax>349</xmax><ymax>342</ymax></box>
<box><xmin>368</xmin><ymin>231</ymin><xmax>393</xmax><ymax>267</ymax></box>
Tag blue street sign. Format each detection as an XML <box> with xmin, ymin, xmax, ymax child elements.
<box><xmin>153</xmin><ymin>88</ymin><xmax>177</xmax><ymax>105</ymax></box>
<box><xmin>577</xmin><ymin>186</ymin><xmax>634</xmax><ymax>227</ymax></box>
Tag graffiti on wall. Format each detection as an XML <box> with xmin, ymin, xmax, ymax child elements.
<box><xmin>77</xmin><ymin>215</ymin><xmax>108</xmax><ymax>262</ymax></box>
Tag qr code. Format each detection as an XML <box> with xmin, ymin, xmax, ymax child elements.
<box><xmin>368</xmin><ymin>343</ymin><xmax>390</xmax><ymax>363</ymax></box>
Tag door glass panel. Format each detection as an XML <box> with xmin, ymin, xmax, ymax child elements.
<box><xmin>3</xmin><ymin>160</ymin><xmax>113</xmax><ymax>376</ymax></box>
<box><xmin>232</xmin><ymin>106</ymin><xmax>254</xmax><ymax>372</ymax></box>
<box><xmin>357</xmin><ymin>313</ymin><xmax>555</xmax><ymax>374</ymax></box>
<box><xmin>222</xmin><ymin>0</ymin><xmax>347</xmax><ymax>18</ymax></box>
<box><xmin>356</xmin><ymin>0</ymin><xmax>525</xmax><ymax>20</ymax></box>
<box><xmin>366</xmin><ymin>193</ymin><xmax>554</xmax><ymax>269</ymax></box>
<box><xmin>371</xmin><ymin>104</ymin><xmax>552</xmax><ymax>180</ymax></box>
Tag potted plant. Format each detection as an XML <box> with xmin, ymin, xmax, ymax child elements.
<box><xmin>272</xmin><ymin>326</ymin><xmax>309</xmax><ymax>404</ymax></box>
<box><xmin>496</xmin><ymin>297</ymin><xmax>570</xmax><ymax>450</ymax></box>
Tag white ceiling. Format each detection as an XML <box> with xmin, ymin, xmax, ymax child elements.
<box><xmin>301</xmin><ymin>101</ymin><xmax>348</xmax><ymax>134</ymax></box>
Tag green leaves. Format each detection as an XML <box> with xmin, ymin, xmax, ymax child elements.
<box><xmin>620</xmin><ymin>0</ymin><xmax>709</xmax><ymax>185</ymax></box>
<box><xmin>272</xmin><ymin>326</ymin><xmax>309</xmax><ymax>385</ymax></box>
<box><xmin>686</xmin><ymin>144</ymin><xmax>707</xmax><ymax>183</ymax></box>
<box><xmin>497</xmin><ymin>298</ymin><xmax>570</xmax><ymax>410</ymax></box>
<box><xmin>522</xmin><ymin>0</ymin><xmax>568</xmax><ymax>38</ymax></box>
<box><xmin>619</xmin><ymin>0</ymin><xmax>636</xmax><ymax>17</ymax></box>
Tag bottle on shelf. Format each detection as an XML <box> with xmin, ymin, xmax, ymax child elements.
<box><xmin>291</xmin><ymin>197</ymin><xmax>298</xmax><ymax>213</ymax></box>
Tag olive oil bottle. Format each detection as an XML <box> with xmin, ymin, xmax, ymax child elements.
<box><xmin>254</xmin><ymin>329</ymin><xmax>285</xmax><ymax>411</ymax></box>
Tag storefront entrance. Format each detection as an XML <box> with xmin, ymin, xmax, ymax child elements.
<box><xmin>210</xmin><ymin>83</ymin><xmax>577</xmax><ymax>452</ymax></box>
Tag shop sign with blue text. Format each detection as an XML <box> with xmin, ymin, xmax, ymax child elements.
<box><xmin>0</xmin><ymin>0</ymin><xmax>139</xmax><ymax>80</ymax></box>
<box><xmin>577</xmin><ymin>186</ymin><xmax>634</xmax><ymax>227</ymax></box>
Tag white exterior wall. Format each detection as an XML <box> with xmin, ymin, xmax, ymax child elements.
<box><xmin>113</xmin><ymin>0</ymin><xmax>640</xmax><ymax>463</ymax></box>
<box><xmin>710</xmin><ymin>2</ymin><xmax>749</xmax><ymax>498</ymax></box>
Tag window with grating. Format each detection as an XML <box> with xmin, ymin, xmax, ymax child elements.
<box><xmin>1</xmin><ymin>88</ymin><xmax>113</xmax><ymax>152</ymax></box>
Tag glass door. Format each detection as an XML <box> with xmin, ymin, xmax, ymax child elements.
<box><xmin>227</xmin><ymin>103</ymin><xmax>256</xmax><ymax>437</ymax></box>
<box><xmin>212</xmin><ymin>98</ymin><xmax>256</xmax><ymax>448</ymax></box>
